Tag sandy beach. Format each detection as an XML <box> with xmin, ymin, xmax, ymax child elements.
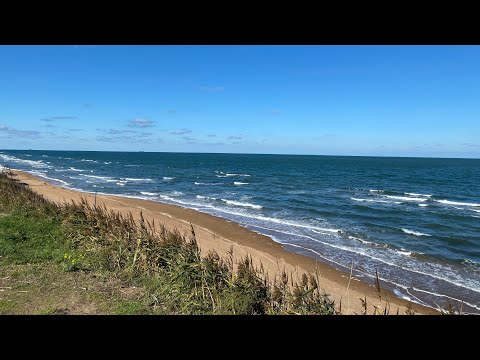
<box><xmin>10</xmin><ymin>169</ymin><xmax>437</xmax><ymax>315</ymax></box>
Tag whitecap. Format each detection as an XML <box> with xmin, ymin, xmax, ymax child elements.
<box><xmin>163</xmin><ymin>177</ymin><xmax>175</xmax><ymax>180</ymax></box>
<box><xmin>0</xmin><ymin>153</ymin><xmax>51</xmax><ymax>169</ymax></box>
<box><xmin>196</xmin><ymin>195</ymin><xmax>217</xmax><ymax>201</ymax></box>
<box><xmin>234</xmin><ymin>181</ymin><xmax>249</xmax><ymax>185</ymax></box>
<box><xmin>220</xmin><ymin>199</ymin><xmax>263</xmax><ymax>209</ymax></box>
<box><xmin>351</xmin><ymin>197</ymin><xmax>395</xmax><ymax>204</ymax></box>
<box><xmin>405</xmin><ymin>192</ymin><xmax>432</xmax><ymax>197</ymax></box>
<box><xmin>311</xmin><ymin>228</ymin><xmax>343</xmax><ymax>234</ymax></box>
<box><xmin>402</xmin><ymin>228</ymin><xmax>431</xmax><ymax>237</ymax></box>
<box><xmin>396</xmin><ymin>249</ymin><xmax>413</xmax><ymax>257</ymax></box>
<box><xmin>122</xmin><ymin>177</ymin><xmax>153</xmax><ymax>182</ymax></box>
<box><xmin>348</xmin><ymin>235</ymin><xmax>375</xmax><ymax>245</ymax></box>
<box><xmin>69</xmin><ymin>167</ymin><xmax>86</xmax><ymax>172</ymax></box>
<box><xmin>384</xmin><ymin>195</ymin><xmax>428</xmax><ymax>202</ymax></box>
<box><xmin>435</xmin><ymin>199</ymin><xmax>480</xmax><ymax>207</ymax></box>
<box><xmin>140</xmin><ymin>191</ymin><xmax>158</xmax><ymax>196</ymax></box>
<box><xmin>81</xmin><ymin>174</ymin><xmax>113</xmax><ymax>180</ymax></box>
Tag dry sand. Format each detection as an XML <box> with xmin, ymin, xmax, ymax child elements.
<box><xmin>10</xmin><ymin>169</ymin><xmax>437</xmax><ymax>314</ymax></box>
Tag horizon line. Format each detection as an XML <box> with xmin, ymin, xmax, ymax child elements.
<box><xmin>1</xmin><ymin>148</ymin><xmax>479</xmax><ymax>160</ymax></box>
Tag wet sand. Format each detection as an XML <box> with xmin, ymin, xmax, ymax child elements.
<box><xmin>10</xmin><ymin>169</ymin><xmax>437</xmax><ymax>314</ymax></box>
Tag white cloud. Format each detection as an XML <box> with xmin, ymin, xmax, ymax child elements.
<box><xmin>41</xmin><ymin>116</ymin><xmax>78</xmax><ymax>122</ymax></box>
<box><xmin>128</xmin><ymin>118</ymin><xmax>154</xmax><ymax>128</ymax></box>
<box><xmin>0</xmin><ymin>124</ymin><xmax>43</xmax><ymax>139</ymax></box>
<box><xmin>171</xmin><ymin>128</ymin><xmax>192</xmax><ymax>135</ymax></box>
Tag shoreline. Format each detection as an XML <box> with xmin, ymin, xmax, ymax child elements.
<box><xmin>9</xmin><ymin>169</ymin><xmax>437</xmax><ymax>314</ymax></box>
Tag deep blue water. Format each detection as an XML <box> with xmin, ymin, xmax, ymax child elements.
<box><xmin>1</xmin><ymin>150</ymin><xmax>479</xmax><ymax>313</ymax></box>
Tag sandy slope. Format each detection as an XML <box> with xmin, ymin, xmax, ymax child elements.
<box><xmin>11</xmin><ymin>169</ymin><xmax>436</xmax><ymax>314</ymax></box>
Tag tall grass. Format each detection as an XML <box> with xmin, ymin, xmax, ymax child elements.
<box><xmin>0</xmin><ymin>171</ymin><xmax>338</xmax><ymax>315</ymax></box>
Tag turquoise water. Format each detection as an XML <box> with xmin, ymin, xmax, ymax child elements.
<box><xmin>1</xmin><ymin>150</ymin><xmax>479</xmax><ymax>313</ymax></box>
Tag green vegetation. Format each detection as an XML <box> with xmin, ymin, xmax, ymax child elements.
<box><xmin>0</xmin><ymin>172</ymin><xmax>338</xmax><ymax>315</ymax></box>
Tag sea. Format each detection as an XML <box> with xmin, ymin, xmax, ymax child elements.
<box><xmin>1</xmin><ymin>150</ymin><xmax>479</xmax><ymax>313</ymax></box>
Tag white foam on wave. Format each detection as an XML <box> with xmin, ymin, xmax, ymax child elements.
<box><xmin>215</xmin><ymin>175</ymin><xmax>228</xmax><ymax>178</ymax></box>
<box><xmin>410</xmin><ymin>287</ymin><xmax>480</xmax><ymax>312</ymax></box>
<box><xmin>81</xmin><ymin>159</ymin><xmax>98</xmax><ymax>163</ymax></box>
<box><xmin>220</xmin><ymin>199</ymin><xmax>263</xmax><ymax>210</ymax></box>
<box><xmin>472</xmin><ymin>209</ymin><xmax>480</xmax><ymax>213</ymax></box>
<box><xmin>418</xmin><ymin>204</ymin><xmax>428</xmax><ymax>207</ymax></box>
<box><xmin>122</xmin><ymin>177</ymin><xmax>153</xmax><ymax>182</ymax></box>
<box><xmin>311</xmin><ymin>227</ymin><xmax>343</xmax><ymax>234</ymax></box>
<box><xmin>396</xmin><ymin>249</ymin><xmax>413</xmax><ymax>257</ymax></box>
<box><xmin>393</xmin><ymin>289</ymin><xmax>412</xmax><ymax>302</ymax></box>
<box><xmin>140</xmin><ymin>191</ymin><xmax>158</xmax><ymax>196</ymax></box>
<box><xmin>369</xmin><ymin>189</ymin><xmax>384</xmax><ymax>193</ymax></box>
<box><xmin>348</xmin><ymin>235</ymin><xmax>375</xmax><ymax>245</ymax></box>
<box><xmin>116</xmin><ymin>182</ymin><xmax>126</xmax><ymax>186</ymax></box>
<box><xmin>69</xmin><ymin>167</ymin><xmax>86</xmax><ymax>172</ymax></box>
<box><xmin>234</xmin><ymin>182</ymin><xmax>249</xmax><ymax>185</ymax></box>
<box><xmin>104</xmin><ymin>162</ymin><xmax>111</xmax><ymax>164</ymax></box>
<box><xmin>163</xmin><ymin>177</ymin><xmax>174</xmax><ymax>180</ymax></box>
<box><xmin>462</xmin><ymin>258</ymin><xmax>480</xmax><ymax>266</ymax></box>
<box><xmin>213</xmin><ymin>207</ymin><xmax>344</xmax><ymax>236</ymax></box>
<box><xmin>435</xmin><ymin>199</ymin><xmax>480</xmax><ymax>207</ymax></box>
<box><xmin>27</xmin><ymin>171</ymin><xmax>70</xmax><ymax>186</ymax></box>
<box><xmin>155</xmin><ymin>195</ymin><xmax>209</xmax><ymax>208</ymax></box>
<box><xmin>196</xmin><ymin>195</ymin><xmax>217</xmax><ymax>201</ymax></box>
<box><xmin>402</xmin><ymin>228</ymin><xmax>431</xmax><ymax>237</ymax></box>
<box><xmin>405</xmin><ymin>192</ymin><xmax>432</xmax><ymax>197</ymax></box>
<box><xmin>0</xmin><ymin>153</ymin><xmax>51</xmax><ymax>169</ymax></box>
<box><xmin>81</xmin><ymin>174</ymin><xmax>113</xmax><ymax>180</ymax></box>
<box><xmin>385</xmin><ymin>195</ymin><xmax>428</xmax><ymax>202</ymax></box>
<box><xmin>351</xmin><ymin>197</ymin><xmax>399</xmax><ymax>204</ymax></box>
<box><xmin>224</xmin><ymin>173</ymin><xmax>251</xmax><ymax>177</ymax></box>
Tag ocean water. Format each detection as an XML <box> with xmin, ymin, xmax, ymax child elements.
<box><xmin>1</xmin><ymin>150</ymin><xmax>479</xmax><ymax>313</ymax></box>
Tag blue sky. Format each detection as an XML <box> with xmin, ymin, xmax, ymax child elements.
<box><xmin>1</xmin><ymin>45</ymin><xmax>479</xmax><ymax>157</ymax></box>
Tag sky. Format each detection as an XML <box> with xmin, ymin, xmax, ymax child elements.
<box><xmin>1</xmin><ymin>45</ymin><xmax>479</xmax><ymax>158</ymax></box>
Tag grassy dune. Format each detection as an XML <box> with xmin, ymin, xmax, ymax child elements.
<box><xmin>0</xmin><ymin>171</ymin><xmax>338</xmax><ymax>315</ymax></box>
